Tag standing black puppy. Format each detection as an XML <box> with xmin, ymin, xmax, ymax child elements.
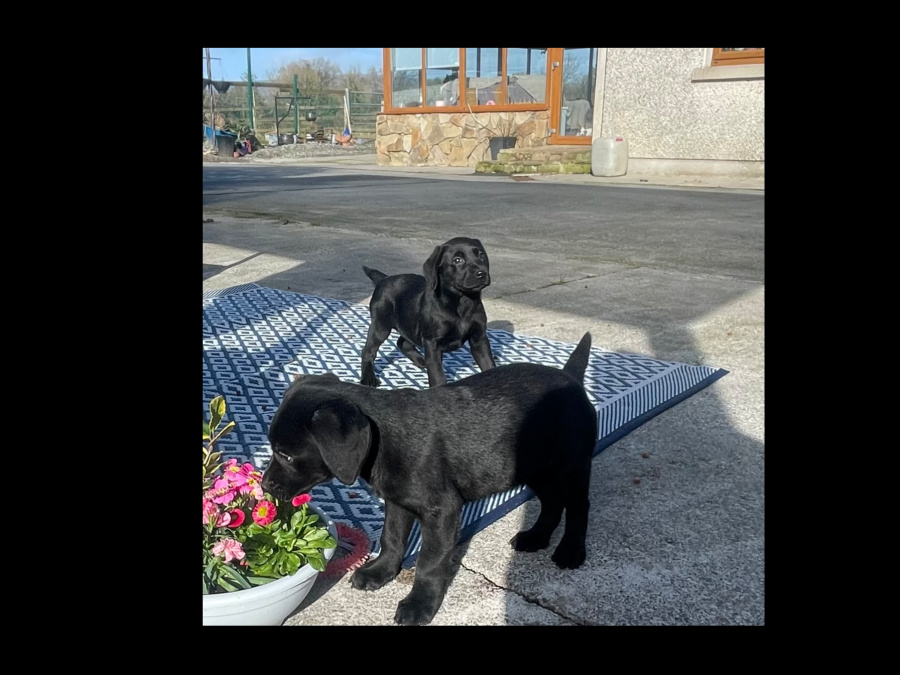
<box><xmin>360</xmin><ymin>237</ymin><xmax>495</xmax><ymax>388</ymax></box>
<box><xmin>262</xmin><ymin>333</ymin><xmax>597</xmax><ymax>626</ymax></box>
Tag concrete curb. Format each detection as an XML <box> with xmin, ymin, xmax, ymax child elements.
<box><xmin>206</xmin><ymin>153</ymin><xmax>764</xmax><ymax>192</ymax></box>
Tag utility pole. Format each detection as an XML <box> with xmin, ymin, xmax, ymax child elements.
<box><xmin>246</xmin><ymin>48</ymin><xmax>254</xmax><ymax>131</ymax></box>
<box><xmin>205</xmin><ymin>48</ymin><xmax>217</xmax><ymax>139</ymax></box>
<box><xmin>293</xmin><ymin>74</ymin><xmax>300</xmax><ymax>137</ymax></box>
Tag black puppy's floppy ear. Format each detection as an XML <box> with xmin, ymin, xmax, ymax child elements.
<box><xmin>423</xmin><ymin>245</ymin><xmax>444</xmax><ymax>292</ymax></box>
<box><xmin>472</xmin><ymin>238</ymin><xmax>489</xmax><ymax>264</ymax></box>
<box><xmin>310</xmin><ymin>399</ymin><xmax>372</xmax><ymax>485</ymax></box>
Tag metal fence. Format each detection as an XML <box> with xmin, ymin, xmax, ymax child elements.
<box><xmin>347</xmin><ymin>90</ymin><xmax>383</xmax><ymax>138</ymax></box>
<box><xmin>203</xmin><ymin>85</ymin><xmax>383</xmax><ymax>141</ymax></box>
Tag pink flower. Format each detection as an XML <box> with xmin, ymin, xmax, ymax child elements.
<box><xmin>239</xmin><ymin>472</ymin><xmax>264</xmax><ymax>500</ymax></box>
<box><xmin>211</xmin><ymin>538</ymin><xmax>246</xmax><ymax>563</ymax></box>
<box><xmin>216</xmin><ymin>510</ymin><xmax>232</xmax><ymax>527</ymax></box>
<box><xmin>223</xmin><ymin>459</ymin><xmax>248</xmax><ymax>486</ymax></box>
<box><xmin>226</xmin><ymin>509</ymin><xmax>246</xmax><ymax>528</ymax></box>
<box><xmin>210</xmin><ymin>478</ymin><xmax>236</xmax><ymax>505</ymax></box>
<box><xmin>202</xmin><ymin>498</ymin><xmax>218</xmax><ymax>525</ymax></box>
<box><xmin>239</xmin><ymin>463</ymin><xmax>260</xmax><ymax>479</ymax></box>
<box><xmin>292</xmin><ymin>493</ymin><xmax>311</xmax><ymax>507</ymax></box>
<box><xmin>252</xmin><ymin>500</ymin><xmax>276</xmax><ymax>526</ymax></box>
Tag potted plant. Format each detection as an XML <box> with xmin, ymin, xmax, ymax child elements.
<box><xmin>202</xmin><ymin>395</ymin><xmax>338</xmax><ymax>626</ymax></box>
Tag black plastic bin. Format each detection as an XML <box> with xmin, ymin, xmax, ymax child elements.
<box><xmin>489</xmin><ymin>136</ymin><xmax>517</xmax><ymax>161</ymax></box>
<box><xmin>216</xmin><ymin>132</ymin><xmax>238</xmax><ymax>157</ymax></box>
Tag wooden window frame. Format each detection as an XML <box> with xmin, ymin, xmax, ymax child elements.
<box><xmin>382</xmin><ymin>48</ymin><xmax>550</xmax><ymax>115</ymax></box>
<box><xmin>711</xmin><ymin>48</ymin><xmax>764</xmax><ymax>67</ymax></box>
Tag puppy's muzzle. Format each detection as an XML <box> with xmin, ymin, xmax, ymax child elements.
<box><xmin>261</xmin><ymin>467</ymin><xmax>298</xmax><ymax>502</ymax></box>
<box><xmin>464</xmin><ymin>269</ymin><xmax>490</xmax><ymax>291</ymax></box>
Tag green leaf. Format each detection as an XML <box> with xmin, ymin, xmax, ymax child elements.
<box><xmin>217</xmin><ymin>576</ymin><xmax>240</xmax><ymax>593</ymax></box>
<box><xmin>254</xmin><ymin>562</ymin><xmax>275</xmax><ymax>576</ymax></box>
<box><xmin>203</xmin><ymin>421</ymin><xmax>211</xmax><ymax>440</ymax></box>
<box><xmin>319</xmin><ymin>535</ymin><xmax>337</xmax><ymax>549</ymax></box>
<box><xmin>284</xmin><ymin>555</ymin><xmax>301</xmax><ymax>575</ymax></box>
<box><xmin>218</xmin><ymin>564</ymin><xmax>252</xmax><ymax>590</ymax></box>
<box><xmin>211</xmin><ymin>420</ymin><xmax>235</xmax><ymax>444</ymax></box>
<box><xmin>205</xmin><ymin>557</ymin><xmax>218</xmax><ymax>578</ymax></box>
<box><xmin>305</xmin><ymin>528</ymin><xmax>328</xmax><ymax>541</ymax></box>
<box><xmin>309</xmin><ymin>555</ymin><xmax>326</xmax><ymax>572</ymax></box>
<box><xmin>209</xmin><ymin>395</ymin><xmax>225</xmax><ymax>432</ymax></box>
<box><xmin>247</xmin><ymin>576</ymin><xmax>277</xmax><ymax>586</ymax></box>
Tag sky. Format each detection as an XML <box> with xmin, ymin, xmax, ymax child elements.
<box><xmin>202</xmin><ymin>48</ymin><xmax>383</xmax><ymax>81</ymax></box>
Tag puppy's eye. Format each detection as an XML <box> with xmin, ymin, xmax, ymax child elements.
<box><xmin>453</xmin><ymin>256</ymin><xmax>463</xmax><ymax>264</ymax></box>
<box><xmin>277</xmin><ymin>451</ymin><xmax>292</xmax><ymax>462</ymax></box>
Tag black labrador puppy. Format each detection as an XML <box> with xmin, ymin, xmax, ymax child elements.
<box><xmin>360</xmin><ymin>237</ymin><xmax>495</xmax><ymax>388</ymax></box>
<box><xmin>262</xmin><ymin>332</ymin><xmax>598</xmax><ymax>626</ymax></box>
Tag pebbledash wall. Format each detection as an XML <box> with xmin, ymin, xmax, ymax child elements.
<box><xmin>595</xmin><ymin>48</ymin><xmax>764</xmax><ymax>177</ymax></box>
<box><xmin>376</xmin><ymin>48</ymin><xmax>764</xmax><ymax>176</ymax></box>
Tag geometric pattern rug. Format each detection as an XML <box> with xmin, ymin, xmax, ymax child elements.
<box><xmin>203</xmin><ymin>283</ymin><xmax>728</xmax><ymax>568</ymax></box>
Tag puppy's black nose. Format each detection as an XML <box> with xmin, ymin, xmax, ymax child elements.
<box><xmin>475</xmin><ymin>270</ymin><xmax>486</xmax><ymax>279</ymax></box>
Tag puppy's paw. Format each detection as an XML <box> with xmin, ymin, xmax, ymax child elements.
<box><xmin>551</xmin><ymin>539</ymin><xmax>586</xmax><ymax>569</ymax></box>
<box><xmin>394</xmin><ymin>595</ymin><xmax>437</xmax><ymax>626</ymax></box>
<box><xmin>509</xmin><ymin>530</ymin><xmax>551</xmax><ymax>552</ymax></box>
<box><xmin>350</xmin><ymin>558</ymin><xmax>397</xmax><ymax>591</ymax></box>
<box><xmin>360</xmin><ymin>372</ymin><xmax>380</xmax><ymax>388</ymax></box>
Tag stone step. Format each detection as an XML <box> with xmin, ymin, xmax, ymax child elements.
<box><xmin>475</xmin><ymin>161</ymin><xmax>592</xmax><ymax>175</ymax></box>
<box><xmin>496</xmin><ymin>144</ymin><xmax>591</xmax><ymax>164</ymax></box>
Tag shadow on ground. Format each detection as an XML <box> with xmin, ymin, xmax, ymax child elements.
<box><xmin>203</xmin><ymin>204</ymin><xmax>764</xmax><ymax>625</ymax></box>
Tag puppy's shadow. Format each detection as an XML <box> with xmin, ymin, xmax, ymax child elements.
<box><xmin>371</xmin><ymin>321</ymin><xmax>515</xmax><ymax>384</ymax></box>
<box><xmin>286</xmin><ymin>530</ymin><xmax>476</xmax><ymax>625</ymax></box>
<box><xmin>288</xmin><ymin>572</ymin><xmax>342</xmax><ymax>618</ymax></box>
<box><xmin>372</xmin><ymin>339</ymin><xmax>414</xmax><ymax>374</ymax></box>
<box><xmin>442</xmin><ymin>321</ymin><xmax>516</xmax><ymax>382</ymax></box>
<box><xmin>487</xmin><ymin>319</ymin><xmax>515</xmax><ymax>333</ymax></box>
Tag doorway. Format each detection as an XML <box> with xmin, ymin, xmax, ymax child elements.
<box><xmin>548</xmin><ymin>48</ymin><xmax>597</xmax><ymax>145</ymax></box>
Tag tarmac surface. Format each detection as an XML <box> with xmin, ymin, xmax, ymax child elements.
<box><xmin>202</xmin><ymin>153</ymin><xmax>764</xmax><ymax>625</ymax></box>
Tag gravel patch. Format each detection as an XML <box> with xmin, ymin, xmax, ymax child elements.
<box><xmin>203</xmin><ymin>137</ymin><xmax>376</xmax><ymax>163</ymax></box>
<box><xmin>245</xmin><ymin>139</ymin><xmax>375</xmax><ymax>162</ymax></box>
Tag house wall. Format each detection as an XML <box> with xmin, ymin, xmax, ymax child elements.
<box><xmin>376</xmin><ymin>49</ymin><xmax>764</xmax><ymax>172</ymax></box>
<box><xmin>375</xmin><ymin>111</ymin><xmax>550</xmax><ymax>167</ymax></box>
<box><xmin>595</xmin><ymin>48</ymin><xmax>764</xmax><ymax>166</ymax></box>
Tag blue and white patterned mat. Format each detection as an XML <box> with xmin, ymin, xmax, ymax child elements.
<box><xmin>203</xmin><ymin>283</ymin><xmax>728</xmax><ymax>567</ymax></box>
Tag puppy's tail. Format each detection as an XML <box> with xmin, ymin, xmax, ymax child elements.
<box><xmin>563</xmin><ymin>332</ymin><xmax>592</xmax><ymax>383</ymax></box>
<box><xmin>362</xmin><ymin>265</ymin><xmax>388</xmax><ymax>285</ymax></box>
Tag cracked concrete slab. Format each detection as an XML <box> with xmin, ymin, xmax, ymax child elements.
<box><xmin>283</xmin><ymin>562</ymin><xmax>573</xmax><ymax>626</ymax></box>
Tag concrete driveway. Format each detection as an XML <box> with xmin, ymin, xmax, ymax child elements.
<box><xmin>202</xmin><ymin>160</ymin><xmax>764</xmax><ymax>625</ymax></box>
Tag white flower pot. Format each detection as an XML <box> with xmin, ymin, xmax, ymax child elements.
<box><xmin>203</xmin><ymin>505</ymin><xmax>338</xmax><ymax>626</ymax></box>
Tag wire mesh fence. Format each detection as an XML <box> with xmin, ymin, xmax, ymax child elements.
<box><xmin>203</xmin><ymin>85</ymin><xmax>383</xmax><ymax>144</ymax></box>
<box><xmin>347</xmin><ymin>90</ymin><xmax>383</xmax><ymax>139</ymax></box>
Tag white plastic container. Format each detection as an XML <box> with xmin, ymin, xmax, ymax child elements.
<box><xmin>591</xmin><ymin>135</ymin><xmax>628</xmax><ymax>177</ymax></box>
<box><xmin>202</xmin><ymin>505</ymin><xmax>337</xmax><ymax>626</ymax></box>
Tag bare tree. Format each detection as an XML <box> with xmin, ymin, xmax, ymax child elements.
<box><xmin>205</xmin><ymin>56</ymin><xmax>383</xmax><ymax>138</ymax></box>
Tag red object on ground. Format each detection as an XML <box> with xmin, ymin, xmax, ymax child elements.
<box><xmin>323</xmin><ymin>523</ymin><xmax>370</xmax><ymax>579</ymax></box>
